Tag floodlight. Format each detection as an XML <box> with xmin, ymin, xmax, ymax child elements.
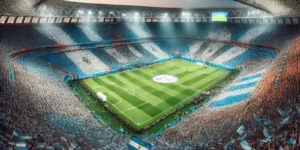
<box><xmin>163</xmin><ymin>13</ymin><xmax>168</xmax><ymax>18</ymax></box>
<box><xmin>135</xmin><ymin>12</ymin><xmax>139</xmax><ymax>17</ymax></box>
<box><xmin>181</xmin><ymin>12</ymin><xmax>191</xmax><ymax>17</ymax></box>
<box><xmin>88</xmin><ymin>10</ymin><xmax>93</xmax><ymax>15</ymax></box>
<box><xmin>78</xmin><ymin>10</ymin><xmax>84</xmax><ymax>14</ymax></box>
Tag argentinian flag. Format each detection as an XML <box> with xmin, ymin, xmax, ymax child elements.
<box><xmin>128</xmin><ymin>136</ymin><xmax>152</xmax><ymax>150</ymax></box>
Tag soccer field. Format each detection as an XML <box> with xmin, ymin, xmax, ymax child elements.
<box><xmin>81</xmin><ymin>59</ymin><xmax>230</xmax><ymax>130</ymax></box>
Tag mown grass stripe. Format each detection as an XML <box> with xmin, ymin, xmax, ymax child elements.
<box><xmin>136</xmin><ymin>103</ymin><xmax>163</xmax><ymax>117</ymax></box>
<box><xmin>106</xmin><ymin>75</ymin><xmax>126</xmax><ymax>87</ymax></box>
<box><xmin>155</xmin><ymin>102</ymin><xmax>172</xmax><ymax>110</ymax></box>
<box><xmin>113</xmin><ymin>74</ymin><xmax>165</xmax><ymax>105</ymax></box>
<box><xmin>126</xmin><ymin>71</ymin><xmax>185</xmax><ymax>95</ymax></box>
<box><xmin>89</xmin><ymin>86</ymin><xmax>122</xmax><ymax>105</ymax></box>
<box><xmin>114</xmin><ymin>101</ymin><xmax>135</xmax><ymax>111</ymax></box>
<box><xmin>121</xmin><ymin>72</ymin><xmax>186</xmax><ymax>100</ymax></box>
<box><xmin>145</xmin><ymin>66</ymin><xmax>178</xmax><ymax>75</ymax></box>
<box><xmin>123</xmin><ymin>108</ymin><xmax>152</xmax><ymax>124</ymax></box>
<box><xmin>175</xmin><ymin>66</ymin><xmax>207</xmax><ymax>78</ymax></box>
<box><xmin>178</xmin><ymin>67</ymin><xmax>216</xmax><ymax>84</ymax></box>
<box><xmin>81</xmin><ymin>59</ymin><xmax>232</xmax><ymax>130</ymax></box>
<box><xmin>192</xmin><ymin>70</ymin><xmax>228</xmax><ymax>89</ymax></box>
<box><xmin>104</xmin><ymin>84</ymin><xmax>145</xmax><ymax>107</ymax></box>
<box><xmin>182</xmin><ymin>74</ymin><xmax>208</xmax><ymax>86</ymax></box>
<box><xmin>93</xmin><ymin>77</ymin><xmax>109</xmax><ymax>86</ymax></box>
<box><xmin>133</xmin><ymin>69</ymin><xmax>199</xmax><ymax>97</ymax></box>
<box><xmin>181</xmin><ymin>69</ymin><xmax>220</xmax><ymax>87</ymax></box>
<box><xmin>131</xmin><ymin>70</ymin><xmax>188</xmax><ymax>98</ymax></box>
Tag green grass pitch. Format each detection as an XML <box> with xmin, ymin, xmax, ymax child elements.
<box><xmin>81</xmin><ymin>59</ymin><xmax>230</xmax><ymax>130</ymax></box>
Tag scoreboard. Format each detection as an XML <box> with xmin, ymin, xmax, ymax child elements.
<box><xmin>212</xmin><ymin>12</ymin><xmax>228</xmax><ymax>22</ymax></box>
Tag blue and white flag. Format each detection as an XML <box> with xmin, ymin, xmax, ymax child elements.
<box><xmin>240</xmin><ymin>140</ymin><xmax>252</xmax><ymax>150</ymax></box>
<box><xmin>263</xmin><ymin>127</ymin><xmax>271</xmax><ymax>138</ymax></box>
<box><xmin>263</xmin><ymin>119</ymin><xmax>272</xmax><ymax>126</ymax></box>
<box><xmin>259</xmin><ymin>137</ymin><xmax>271</xmax><ymax>144</ymax></box>
<box><xmin>128</xmin><ymin>136</ymin><xmax>152</xmax><ymax>150</ymax></box>
<box><xmin>253</xmin><ymin>114</ymin><xmax>263</xmax><ymax>124</ymax></box>
<box><xmin>280</xmin><ymin>117</ymin><xmax>291</xmax><ymax>125</ymax></box>
<box><xmin>15</xmin><ymin>142</ymin><xmax>28</xmax><ymax>149</ymax></box>
<box><xmin>277</xmin><ymin>108</ymin><xmax>288</xmax><ymax>117</ymax></box>
<box><xmin>237</xmin><ymin>125</ymin><xmax>246</xmax><ymax>136</ymax></box>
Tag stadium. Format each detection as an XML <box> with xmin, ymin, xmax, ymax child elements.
<box><xmin>0</xmin><ymin>0</ymin><xmax>300</xmax><ymax>149</ymax></box>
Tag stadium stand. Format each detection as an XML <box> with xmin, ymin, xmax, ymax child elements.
<box><xmin>160</xmin><ymin>34</ymin><xmax>300</xmax><ymax>149</ymax></box>
<box><xmin>237</xmin><ymin>0</ymin><xmax>300</xmax><ymax>16</ymax></box>
<box><xmin>210</xmin><ymin>70</ymin><xmax>265</xmax><ymax>108</ymax></box>
<box><xmin>0</xmin><ymin>21</ymin><xmax>300</xmax><ymax>149</ymax></box>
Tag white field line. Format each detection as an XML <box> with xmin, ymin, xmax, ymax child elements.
<box><xmin>113</xmin><ymin>84</ymin><xmax>136</xmax><ymax>96</ymax></box>
<box><xmin>138</xmin><ymin>91</ymin><xmax>201</xmax><ymax>126</ymax></box>
<box><xmin>92</xmin><ymin>80</ymin><xmax>152</xmax><ymax>123</ymax></box>
<box><xmin>174</xmin><ymin>83</ymin><xmax>201</xmax><ymax>92</ymax></box>
<box><xmin>88</xmin><ymin>64</ymin><xmax>220</xmax><ymax>127</ymax></box>
<box><xmin>133</xmin><ymin>66</ymin><xmax>218</xmax><ymax>126</ymax></box>
<box><xmin>112</xmin><ymin>105</ymin><xmax>142</xmax><ymax>127</ymax></box>
<box><xmin>91</xmin><ymin>82</ymin><xmax>132</xmax><ymax>105</ymax></box>
<box><xmin>91</xmin><ymin>81</ymin><xmax>148</xmax><ymax>126</ymax></box>
<box><xmin>92</xmin><ymin>81</ymin><xmax>136</xmax><ymax>96</ymax></box>
<box><xmin>95</xmin><ymin>82</ymin><xmax>147</xmax><ymax>107</ymax></box>
<box><xmin>122</xmin><ymin>103</ymin><xmax>146</xmax><ymax>112</ymax></box>
<box><xmin>137</xmin><ymin>71</ymin><xmax>226</xmax><ymax>126</ymax></box>
<box><xmin>111</xmin><ymin>83</ymin><xmax>150</xmax><ymax>106</ymax></box>
<box><xmin>108</xmin><ymin>92</ymin><xmax>122</xmax><ymax>104</ymax></box>
<box><xmin>119</xmin><ymin>80</ymin><xmax>203</xmax><ymax>126</ymax></box>
<box><xmin>175</xmin><ymin>66</ymin><xmax>196</xmax><ymax>72</ymax></box>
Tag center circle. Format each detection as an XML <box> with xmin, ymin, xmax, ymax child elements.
<box><xmin>153</xmin><ymin>75</ymin><xmax>178</xmax><ymax>83</ymax></box>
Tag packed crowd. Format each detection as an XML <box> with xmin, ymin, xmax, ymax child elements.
<box><xmin>158</xmin><ymin>35</ymin><xmax>300</xmax><ymax>149</ymax></box>
<box><xmin>238</xmin><ymin>0</ymin><xmax>300</xmax><ymax>16</ymax></box>
<box><xmin>0</xmin><ymin>23</ymin><xmax>300</xmax><ymax>149</ymax></box>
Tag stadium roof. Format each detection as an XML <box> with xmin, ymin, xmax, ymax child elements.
<box><xmin>1</xmin><ymin>0</ymin><xmax>299</xmax><ymax>17</ymax></box>
<box><xmin>65</xmin><ymin>0</ymin><xmax>247</xmax><ymax>9</ymax></box>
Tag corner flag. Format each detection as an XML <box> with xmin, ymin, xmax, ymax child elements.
<box><xmin>128</xmin><ymin>136</ymin><xmax>152</xmax><ymax>150</ymax></box>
